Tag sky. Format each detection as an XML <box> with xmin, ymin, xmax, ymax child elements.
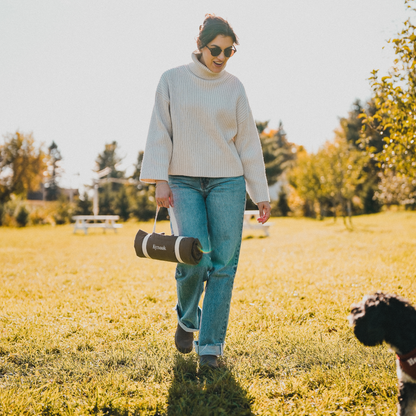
<box><xmin>0</xmin><ymin>0</ymin><xmax>412</xmax><ymax>190</ymax></box>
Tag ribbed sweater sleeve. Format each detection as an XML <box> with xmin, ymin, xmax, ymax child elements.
<box><xmin>235</xmin><ymin>95</ymin><xmax>270</xmax><ymax>203</ymax></box>
<box><xmin>140</xmin><ymin>79</ymin><xmax>172</xmax><ymax>183</ymax></box>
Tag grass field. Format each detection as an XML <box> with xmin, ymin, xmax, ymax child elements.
<box><xmin>1</xmin><ymin>211</ymin><xmax>415</xmax><ymax>415</ymax></box>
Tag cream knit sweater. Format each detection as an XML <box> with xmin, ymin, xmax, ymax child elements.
<box><xmin>140</xmin><ymin>52</ymin><xmax>270</xmax><ymax>203</ymax></box>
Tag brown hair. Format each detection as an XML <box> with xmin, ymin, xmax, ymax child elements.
<box><xmin>196</xmin><ymin>14</ymin><xmax>239</xmax><ymax>51</ymax></box>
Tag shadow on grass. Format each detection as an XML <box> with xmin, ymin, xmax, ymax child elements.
<box><xmin>242</xmin><ymin>234</ymin><xmax>267</xmax><ymax>240</ymax></box>
<box><xmin>166</xmin><ymin>355</ymin><xmax>254</xmax><ymax>416</ymax></box>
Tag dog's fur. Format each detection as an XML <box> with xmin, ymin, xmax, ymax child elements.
<box><xmin>349</xmin><ymin>292</ymin><xmax>416</xmax><ymax>416</ymax></box>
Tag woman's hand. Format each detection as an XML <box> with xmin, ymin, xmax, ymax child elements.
<box><xmin>257</xmin><ymin>201</ymin><xmax>271</xmax><ymax>224</ymax></box>
<box><xmin>155</xmin><ymin>181</ymin><xmax>174</xmax><ymax>208</ymax></box>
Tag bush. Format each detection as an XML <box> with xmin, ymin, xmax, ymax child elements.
<box><xmin>29</xmin><ymin>208</ymin><xmax>47</xmax><ymax>225</ymax></box>
<box><xmin>99</xmin><ymin>186</ymin><xmax>115</xmax><ymax>215</ymax></box>
<box><xmin>0</xmin><ymin>197</ymin><xmax>76</xmax><ymax>227</ymax></box>
<box><xmin>130</xmin><ymin>190</ymin><xmax>157</xmax><ymax>221</ymax></box>
<box><xmin>15</xmin><ymin>205</ymin><xmax>29</xmax><ymax>227</ymax></box>
<box><xmin>277</xmin><ymin>189</ymin><xmax>291</xmax><ymax>216</ymax></box>
<box><xmin>27</xmin><ymin>202</ymin><xmax>59</xmax><ymax>225</ymax></box>
<box><xmin>115</xmin><ymin>187</ymin><xmax>130</xmax><ymax>221</ymax></box>
<box><xmin>270</xmin><ymin>189</ymin><xmax>292</xmax><ymax>217</ymax></box>
<box><xmin>363</xmin><ymin>186</ymin><xmax>382</xmax><ymax>214</ymax></box>
<box><xmin>53</xmin><ymin>197</ymin><xmax>73</xmax><ymax>225</ymax></box>
<box><xmin>0</xmin><ymin>204</ymin><xmax>4</xmax><ymax>226</ymax></box>
<box><xmin>73</xmin><ymin>192</ymin><xmax>92</xmax><ymax>216</ymax></box>
<box><xmin>1</xmin><ymin>198</ymin><xmax>20</xmax><ymax>226</ymax></box>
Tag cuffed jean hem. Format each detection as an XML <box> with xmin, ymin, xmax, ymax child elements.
<box><xmin>194</xmin><ymin>341</ymin><xmax>224</xmax><ymax>356</ymax></box>
<box><xmin>174</xmin><ymin>305</ymin><xmax>201</xmax><ymax>333</ymax></box>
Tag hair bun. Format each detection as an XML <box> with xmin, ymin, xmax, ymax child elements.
<box><xmin>196</xmin><ymin>14</ymin><xmax>239</xmax><ymax>51</ymax></box>
<box><xmin>202</xmin><ymin>14</ymin><xmax>217</xmax><ymax>27</ymax></box>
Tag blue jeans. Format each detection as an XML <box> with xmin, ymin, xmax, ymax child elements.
<box><xmin>168</xmin><ymin>175</ymin><xmax>246</xmax><ymax>356</ymax></box>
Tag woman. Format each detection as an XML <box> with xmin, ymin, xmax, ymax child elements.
<box><xmin>140</xmin><ymin>14</ymin><xmax>270</xmax><ymax>368</ymax></box>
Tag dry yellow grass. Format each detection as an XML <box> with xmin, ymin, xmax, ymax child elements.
<box><xmin>0</xmin><ymin>211</ymin><xmax>415</xmax><ymax>415</ymax></box>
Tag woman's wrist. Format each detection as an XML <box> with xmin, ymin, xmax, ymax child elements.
<box><xmin>155</xmin><ymin>180</ymin><xmax>168</xmax><ymax>187</ymax></box>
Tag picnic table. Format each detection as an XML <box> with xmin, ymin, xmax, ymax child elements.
<box><xmin>243</xmin><ymin>210</ymin><xmax>271</xmax><ymax>237</ymax></box>
<box><xmin>72</xmin><ymin>215</ymin><xmax>122</xmax><ymax>235</ymax></box>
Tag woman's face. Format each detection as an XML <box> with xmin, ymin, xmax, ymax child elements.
<box><xmin>199</xmin><ymin>35</ymin><xmax>234</xmax><ymax>73</ymax></box>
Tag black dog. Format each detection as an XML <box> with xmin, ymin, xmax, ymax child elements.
<box><xmin>349</xmin><ymin>292</ymin><xmax>416</xmax><ymax>415</ymax></box>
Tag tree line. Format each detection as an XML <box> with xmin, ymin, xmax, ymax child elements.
<box><xmin>1</xmin><ymin>98</ymin><xmax>414</xmax><ymax>227</ymax></box>
<box><xmin>0</xmin><ymin>136</ymin><xmax>158</xmax><ymax>226</ymax></box>
<box><xmin>1</xmin><ymin>0</ymin><xmax>416</xmax><ymax>226</ymax></box>
<box><xmin>259</xmin><ymin>94</ymin><xmax>414</xmax><ymax>226</ymax></box>
<box><xmin>260</xmin><ymin>0</ymin><xmax>416</xmax><ymax>223</ymax></box>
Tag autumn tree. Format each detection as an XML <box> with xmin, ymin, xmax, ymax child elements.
<box><xmin>361</xmin><ymin>0</ymin><xmax>416</xmax><ymax>178</ymax></box>
<box><xmin>289</xmin><ymin>150</ymin><xmax>328</xmax><ymax>219</ymax></box>
<box><xmin>290</xmin><ymin>136</ymin><xmax>369</xmax><ymax>225</ymax></box>
<box><xmin>0</xmin><ymin>131</ymin><xmax>47</xmax><ymax>203</ymax></box>
<box><xmin>320</xmin><ymin>137</ymin><xmax>369</xmax><ymax>225</ymax></box>
<box><xmin>375</xmin><ymin>170</ymin><xmax>416</xmax><ymax>207</ymax></box>
<box><xmin>331</xmin><ymin>99</ymin><xmax>384</xmax><ymax>213</ymax></box>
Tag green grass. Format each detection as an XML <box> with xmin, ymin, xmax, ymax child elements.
<box><xmin>0</xmin><ymin>211</ymin><xmax>415</xmax><ymax>415</ymax></box>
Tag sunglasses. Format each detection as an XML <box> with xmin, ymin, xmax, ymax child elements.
<box><xmin>204</xmin><ymin>45</ymin><xmax>237</xmax><ymax>58</ymax></box>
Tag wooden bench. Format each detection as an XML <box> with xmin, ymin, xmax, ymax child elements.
<box><xmin>72</xmin><ymin>215</ymin><xmax>122</xmax><ymax>235</ymax></box>
<box><xmin>243</xmin><ymin>210</ymin><xmax>271</xmax><ymax>237</ymax></box>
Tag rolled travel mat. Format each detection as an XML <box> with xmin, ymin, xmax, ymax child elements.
<box><xmin>134</xmin><ymin>230</ymin><xmax>203</xmax><ymax>265</ymax></box>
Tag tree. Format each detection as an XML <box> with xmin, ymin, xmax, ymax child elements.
<box><xmin>74</xmin><ymin>192</ymin><xmax>93</xmax><ymax>216</ymax></box>
<box><xmin>0</xmin><ymin>131</ymin><xmax>47</xmax><ymax>203</ymax></box>
<box><xmin>95</xmin><ymin>141</ymin><xmax>125</xmax><ymax>206</ymax></box>
<box><xmin>361</xmin><ymin>0</ymin><xmax>416</xmax><ymax>178</ymax></box>
<box><xmin>130</xmin><ymin>190</ymin><xmax>157</xmax><ymax>221</ymax></box>
<box><xmin>45</xmin><ymin>141</ymin><xmax>63</xmax><ymax>201</ymax></box>
<box><xmin>99</xmin><ymin>184</ymin><xmax>114</xmax><ymax>215</ymax></box>
<box><xmin>95</xmin><ymin>141</ymin><xmax>125</xmax><ymax>179</ymax></box>
<box><xmin>290</xmin><ymin>137</ymin><xmax>370</xmax><ymax>225</ymax></box>
<box><xmin>375</xmin><ymin>170</ymin><xmax>416</xmax><ymax>207</ymax></box>
<box><xmin>319</xmin><ymin>137</ymin><xmax>369</xmax><ymax>226</ymax></box>
<box><xmin>131</xmin><ymin>151</ymin><xmax>145</xmax><ymax>186</ymax></box>
<box><xmin>92</xmin><ymin>141</ymin><xmax>126</xmax><ymax>215</ymax></box>
<box><xmin>257</xmin><ymin>121</ymin><xmax>298</xmax><ymax>187</ymax></box>
<box><xmin>333</xmin><ymin>99</ymin><xmax>384</xmax><ymax>214</ymax></box>
<box><xmin>289</xmin><ymin>150</ymin><xmax>327</xmax><ymax>219</ymax></box>
<box><xmin>277</xmin><ymin>189</ymin><xmax>291</xmax><ymax>217</ymax></box>
<box><xmin>255</xmin><ymin>120</ymin><xmax>270</xmax><ymax>135</ymax></box>
<box><xmin>339</xmin><ymin>99</ymin><xmax>385</xmax><ymax>154</ymax></box>
<box><xmin>115</xmin><ymin>186</ymin><xmax>130</xmax><ymax>221</ymax></box>
<box><xmin>129</xmin><ymin>150</ymin><xmax>159</xmax><ymax>220</ymax></box>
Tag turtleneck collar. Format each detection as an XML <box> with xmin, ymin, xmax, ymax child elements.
<box><xmin>188</xmin><ymin>51</ymin><xmax>227</xmax><ymax>80</ymax></box>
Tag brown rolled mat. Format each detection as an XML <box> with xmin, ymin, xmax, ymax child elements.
<box><xmin>134</xmin><ymin>230</ymin><xmax>203</xmax><ymax>265</ymax></box>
